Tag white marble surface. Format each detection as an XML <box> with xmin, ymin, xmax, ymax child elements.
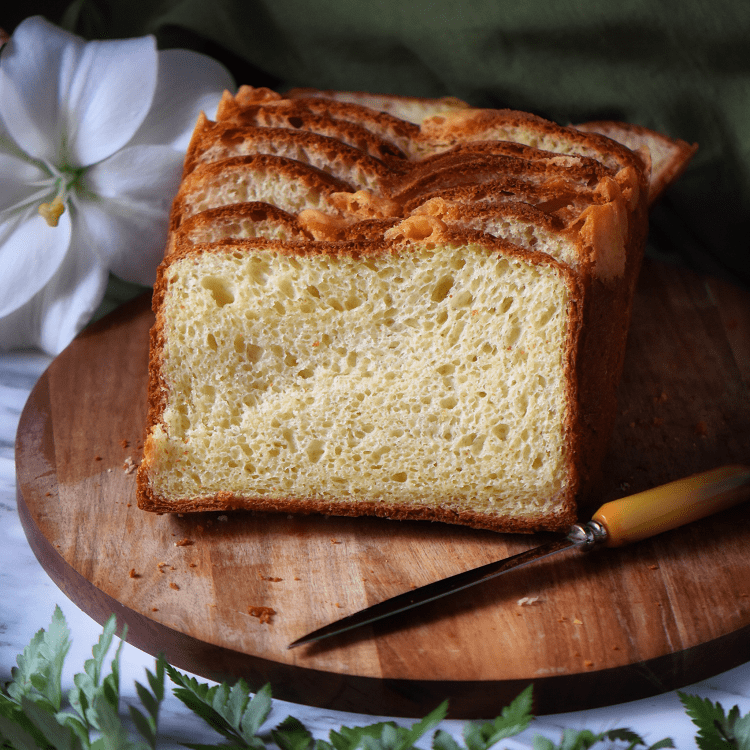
<box><xmin>2</xmin><ymin>348</ymin><xmax>750</xmax><ymax>749</ymax></box>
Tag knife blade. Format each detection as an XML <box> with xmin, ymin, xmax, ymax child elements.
<box><xmin>288</xmin><ymin>464</ymin><xmax>750</xmax><ymax>649</ymax></box>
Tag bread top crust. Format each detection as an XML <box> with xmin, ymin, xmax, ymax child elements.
<box><xmin>574</xmin><ymin>120</ymin><xmax>698</xmax><ymax>205</ymax></box>
<box><xmin>183</xmin><ymin>116</ymin><xmax>400</xmax><ymax>192</ymax></box>
<box><xmin>170</xmin><ymin>154</ymin><xmax>354</xmax><ymax>232</ymax></box>
<box><xmin>225</xmin><ymin>89</ymin><xmax>646</xmax><ymax>199</ymax></box>
<box><xmin>182</xmin><ymin>87</ymin><xmax>652</xmax><ymax>285</ymax></box>
<box><xmin>213</xmin><ymin>89</ymin><xmax>648</xmax><ymax>235</ymax></box>
<box><xmin>222</xmin><ymin>87</ymin><xmax>706</xmax><ymax>220</ymax></box>
<box><xmin>235</xmin><ymin>85</ymin><xmax>421</xmax><ymax>142</ymax></box>
<box><xmin>169</xmin><ymin>202</ymin><xmax>310</xmax><ymax>256</ymax></box>
<box><xmin>286</xmin><ymin>87</ymin><xmax>472</xmax><ymax>124</ymax></box>
<box><xmin>283</xmin><ymin>88</ymin><xmax>695</xmax><ymax>207</ymax></box>
<box><xmin>216</xmin><ymin>91</ymin><xmax>410</xmax><ymax>162</ymax></box>
<box><xmin>419</xmin><ymin>108</ymin><xmax>644</xmax><ymax>173</ymax></box>
<box><xmin>172</xmin><ymin>144</ymin><xmax>631</xmax><ymax>280</ymax></box>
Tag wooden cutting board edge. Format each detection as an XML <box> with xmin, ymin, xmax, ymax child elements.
<box><xmin>17</xmin><ymin>476</ymin><xmax>750</xmax><ymax>719</ymax></box>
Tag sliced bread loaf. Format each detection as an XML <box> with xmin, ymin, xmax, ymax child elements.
<box><xmin>136</xmin><ymin>86</ymin><xmax>692</xmax><ymax>533</ymax></box>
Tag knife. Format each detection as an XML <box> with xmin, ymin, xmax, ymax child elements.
<box><xmin>288</xmin><ymin>464</ymin><xmax>750</xmax><ymax>649</ymax></box>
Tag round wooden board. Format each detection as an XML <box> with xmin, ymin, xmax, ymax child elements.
<box><xmin>15</xmin><ymin>258</ymin><xmax>750</xmax><ymax>719</ymax></box>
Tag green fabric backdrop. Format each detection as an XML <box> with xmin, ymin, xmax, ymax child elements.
<box><xmin>8</xmin><ymin>0</ymin><xmax>750</xmax><ymax>287</ymax></box>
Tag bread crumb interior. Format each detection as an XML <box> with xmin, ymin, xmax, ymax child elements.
<box><xmin>149</xmin><ymin>240</ymin><xmax>573</xmax><ymax>518</ymax></box>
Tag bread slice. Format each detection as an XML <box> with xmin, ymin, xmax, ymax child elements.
<box><xmin>139</xmin><ymin>232</ymin><xmax>585</xmax><ymax>532</ymax></box>
<box><xmin>171</xmin><ymin>154</ymin><xmax>356</xmax><ymax>227</ymax></box>
<box><xmin>170</xmin><ymin>203</ymin><xmax>309</xmax><ymax>255</ymax></box>
<box><xmin>136</xmin><ymin>86</ymin><xmax>687</xmax><ymax>533</ymax></box>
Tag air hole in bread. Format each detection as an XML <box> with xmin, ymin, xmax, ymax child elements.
<box><xmin>451</xmin><ymin>290</ymin><xmax>473</xmax><ymax>308</ymax></box>
<box><xmin>431</xmin><ymin>275</ymin><xmax>454</xmax><ymax>302</ymax></box>
<box><xmin>202</xmin><ymin>276</ymin><xmax>235</xmax><ymax>306</ymax></box>
<box><xmin>306</xmin><ymin>440</ymin><xmax>325</xmax><ymax>462</ymax></box>
<box><xmin>493</xmin><ymin>423</ymin><xmax>510</xmax><ymax>440</ymax></box>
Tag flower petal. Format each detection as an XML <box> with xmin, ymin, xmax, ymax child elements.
<box><xmin>63</xmin><ymin>35</ymin><xmax>158</xmax><ymax>166</ymax></box>
<box><xmin>0</xmin><ymin>205</ymin><xmax>72</xmax><ymax>318</ymax></box>
<box><xmin>0</xmin><ymin>16</ymin><xmax>84</xmax><ymax>164</ymax></box>
<box><xmin>75</xmin><ymin>144</ymin><xmax>185</xmax><ymax>284</ymax></box>
<box><xmin>130</xmin><ymin>48</ymin><xmax>234</xmax><ymax>151</ymax></box>
<box><xmin>0</xmin><ymin>149</ymin><xmax>50</xmax><ymax>213</ymax></box>
<box><xmin>0</xmin><ymin>238</ymin><xmax>108</xmax><ymax>355</ymax></box>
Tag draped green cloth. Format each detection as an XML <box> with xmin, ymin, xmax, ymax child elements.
<box><xmin>11</xmin><ymin>0</ymin><xmax>750</xmax><ymax>286</ymax></box>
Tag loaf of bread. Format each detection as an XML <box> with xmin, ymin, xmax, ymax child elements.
<box><xmin>136</xmin><ymin>87</ymin><xmax>695</xmax><ymax>533</ymax></box>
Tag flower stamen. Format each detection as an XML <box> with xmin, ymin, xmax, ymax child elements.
<box><xmin>38</xmin><ymin>193</ymin><xmax>66</xmax><ymax>227</ymax></box>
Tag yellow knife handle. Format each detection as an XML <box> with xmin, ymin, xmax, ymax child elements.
<box><xmin>591</xmin><ymin>465</ymin><xmax>750</xmax><ymax>547</ymax></box>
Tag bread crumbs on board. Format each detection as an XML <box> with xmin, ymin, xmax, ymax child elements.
<box><xmin>517</xmin><ymin>596</ymin><xmax>542</xmax><ymax>606</ymax></box>
<box><xmin>258</xmin><ymin>573</ymin><xmax>283</xmax><ymax>582</ymax></box>
<box><xmin>248</xmin><ymin>606</ymin><xmax>276</xmax><ymax>624</ymax></box>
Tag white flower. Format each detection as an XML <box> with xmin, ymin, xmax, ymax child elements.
<box><xmin>0</xmin><ymin>16</ymin><xmax>234</xmax><ymax>354</ymax></box>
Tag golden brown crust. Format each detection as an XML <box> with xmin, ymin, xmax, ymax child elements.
<box><xmin>172</xmin><ymin>202</ymin><xmax>310</xmax><ymax>253</ymax></box>
<box><xmin>574</xmin><ymin>120</ymin><xmax>698</xmax><ymax>206</ymax></box>
<box><xmin>137</xmin><ymin>491</ymin><xmax>577</xmax><ymax>533</ymax></box>
<box><xmin>280</xmin><ymin>88</ymin><xmax>694</xmax><ymax>206</ymax></box>
<box><xmin>392</xmin><ymin>152</ymin><xmax>609</xmax><ymax>206</ymax></box>
<box><xmin>419</xmin><ymin>108</ymin><xmax>645</xmax><ymax>176</ymax></box>
<box><xmin>182</xmin><ymin>117</ymin><xmax>400</xmax><ymax>191</ymax></box>
<box><xmin>169</xmin><ymin>154</ymin><xmax>355</xmax><ymax>234</ymax></box>
<box><xmin>286</xmin><ymin>87</ymin><xmax>472</xmax><ymax>123</ymax></box>
<box><xmin>219</xmin><ymin>90</ymin><xmax>411</xmax><ymax>163</ymax></box>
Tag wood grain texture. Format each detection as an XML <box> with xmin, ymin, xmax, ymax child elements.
<box><xmin>15</xmin><ymin>258</ymin><xmax>750</xmax><ymax>719</ymax></box>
